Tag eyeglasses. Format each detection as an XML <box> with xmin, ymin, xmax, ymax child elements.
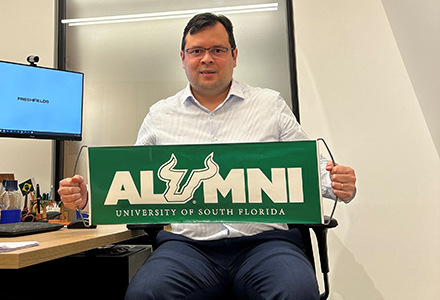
<box><xmin>183</xmin><ymin>47</ymin><xmax>235</xmax><ymax>59</ymax></box>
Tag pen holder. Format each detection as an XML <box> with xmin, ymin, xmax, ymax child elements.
<box><xmin>0</xmin><ymin>209</ymin><xmax>21</xmax><ymax>224</ymax></box>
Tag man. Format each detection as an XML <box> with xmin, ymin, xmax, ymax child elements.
<box><xmin>59</xmin><ymin>13</ymin><xmax>356</xmax><ymax>300</ymax></box>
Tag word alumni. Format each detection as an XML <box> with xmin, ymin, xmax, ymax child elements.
<box><xmin>104</xmin><ymin>153</ymin><xmax>304</xmax><ymax>206</ymax></box>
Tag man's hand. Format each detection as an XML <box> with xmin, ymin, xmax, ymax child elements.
<box><xmin>58</xmin><ymin>175</ymin><xmax>88</xmax><ymax>210</ymax></box>
<box><xmin>326</xmin><ymin>161</ymin><xmax>356</xmax><ymax>202</ymax></box>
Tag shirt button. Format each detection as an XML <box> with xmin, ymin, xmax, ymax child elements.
<box><xmin>213</xmin><ymin>136</ymin><xmax>218</xmax><ymax>141</ymax></box>
<box><xmin>211</xmin><ymin>113</ymin><xmax>215</xmax><ymax>117</ymax></box>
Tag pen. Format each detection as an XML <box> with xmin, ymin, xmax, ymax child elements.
<box><xmin>49</xmin><ymin>185</ymin><xmax>53</xmax><ymax>201</ymax></box>
<box><xmin>36</xmin><ymin>184</ymin><xmax>41</xmax><ymax>214</ymax></box>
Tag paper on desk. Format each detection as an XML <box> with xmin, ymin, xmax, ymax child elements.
<box><xmin>0</xmin><ymin>241</ymin><xmax>39</xmax><ymax>253</ymax></box>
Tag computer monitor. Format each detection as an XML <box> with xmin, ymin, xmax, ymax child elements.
<box><xmin>0</xmin><ymin>60</ymin><xmax>84</xmax><ymax>141</ymax></box>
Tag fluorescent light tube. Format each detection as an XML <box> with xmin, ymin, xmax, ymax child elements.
<box><xmin>62</xmin><ymin>3</ymin><xmax>279</xmax><ymax>26</ymax></box>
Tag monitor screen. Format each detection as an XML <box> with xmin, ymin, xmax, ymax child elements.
<box><xmin>0</xmin><ymin>60</ymin><xmax>84</xmax><ymax>141</ymax></box>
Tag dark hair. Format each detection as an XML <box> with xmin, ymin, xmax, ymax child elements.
<box><xmin>181</xmin><ymin>13</ymin><xmax>236</xmax><ymax>51</ymax></box>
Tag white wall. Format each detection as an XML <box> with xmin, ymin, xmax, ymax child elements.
<box><xmin>382</xmin><ymin>0</ymin><xmax>440</xmax><ymax>156</ymax></box>
<box><xmin>0</xmin><ymin>1</ymin><xmax>56</xmax><ymax>193</ymax></box>
<box><xmin>293</xmin><ymin>0</ymin><xmax>440</xmax><ymax>299</ymax></box>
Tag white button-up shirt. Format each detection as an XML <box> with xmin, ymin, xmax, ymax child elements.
<box><xmin>135</xmin><ymin>80</ymin><xmax>336</xmax><ymax>240</ymax></box>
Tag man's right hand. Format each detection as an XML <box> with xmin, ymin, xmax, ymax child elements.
<box><xmin>58</xmin><ymin>175</ymin><xmax>88</xmax><ymax>210</ymax></box>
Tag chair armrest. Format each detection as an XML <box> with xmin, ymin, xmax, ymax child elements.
<box><xmin>127</xmin><ymin>224</ymin><xmax>168</xmax><ymax>249</ymax></box>
<box><xmin>307</xmin><ymin>215</ymin><xmax>338</xmax><ymax>229</ymax></box>
<box><xmin>306</xmin><ymin>216</ymin><xmax>338</xmax><ymax>274</ymax></box>
<box><xmin>126</xmin><ymin>223</ymin><xmax>168</xmax><ymax>231</ymax></box>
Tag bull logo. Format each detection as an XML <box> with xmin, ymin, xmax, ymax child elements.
<box><xmin>158</xmin><ymin>152</ymin><xmax>219</xmax><ymax>203</ymax></box>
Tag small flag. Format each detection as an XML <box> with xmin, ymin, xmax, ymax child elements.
<box><xmin>19</xmin><ymin>178</ymin><xmax>35</xmax><ymax>196</ymax></box>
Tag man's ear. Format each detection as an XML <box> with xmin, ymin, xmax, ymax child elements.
<box><xmin>180</xmin><ymin>51</ymin><xmax>185</xmax><ymax>69</ymax></box>
<box><xmin>232</xmin><ymin>48</ymin><xmax>238</xmax><ymax>68</ymax></box>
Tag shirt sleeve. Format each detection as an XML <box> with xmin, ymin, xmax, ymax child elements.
<box><xmin>277</xmin><ymin>97</ymin><xmax>309</xmax><ymax>142</ymax></box>
<box><xmin>135</xmin><ymin>112</ymin><xmax>156</xmax><ymax>145</ymax></box>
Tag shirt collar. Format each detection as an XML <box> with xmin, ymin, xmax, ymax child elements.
<box><xmin>182</xmin><ymin>79</ymin><xmax>245</xmax><ymax>105</ymax></box>
<box><xmin>228</xmin><ymin>80</ymin><xmax>245</xmax><ymax>101</ymax></box>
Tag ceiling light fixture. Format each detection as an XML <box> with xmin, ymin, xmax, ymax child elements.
<box><xmin>62</xmin><ymin>3</ymin><xmax>279</xmax><ymax>26</ymax></box>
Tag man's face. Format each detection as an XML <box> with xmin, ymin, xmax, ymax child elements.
<box><xmin>180</xmin><ymin>22</ymin><xmax>238</xmax><ymax>99</ymax></box>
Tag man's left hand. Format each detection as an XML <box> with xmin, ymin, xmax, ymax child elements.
<box><xmin>326</xmin><ymin>161</ymin><xmax>356</xmax><ymax>202</ymax></box>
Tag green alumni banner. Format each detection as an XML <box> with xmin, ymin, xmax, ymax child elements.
<box><xmin>88</xmin><ymin>141</ymin><xmax>323</xmax><ymax>225</ymax></box>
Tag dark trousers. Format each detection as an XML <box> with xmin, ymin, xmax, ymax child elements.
<box><xmin>125</xmin><ymin>228</ymin><xmax>319</xmax><ymax>300</ymax></box>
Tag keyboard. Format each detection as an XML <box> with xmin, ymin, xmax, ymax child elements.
<box><xmin>0</xmin><ymin>222</ymin><xmax>64</xmax><ymax>237</ymax></box>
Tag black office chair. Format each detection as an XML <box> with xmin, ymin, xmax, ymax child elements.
<box><xmin>128</xmin><ymin>216</ymin><xmax>338</xmax><ymax>300</ymax></box>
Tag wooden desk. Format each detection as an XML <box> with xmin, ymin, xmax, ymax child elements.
<box><xmin>0</xmin><ymin>224</ymin><xmax>145</xmax><ymax>269</ymax></box>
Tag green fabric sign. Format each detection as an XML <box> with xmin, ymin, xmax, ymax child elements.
<box><xmin>88</xmin><ymin>141</ymin><xmax>323</xmax><ymax>225</ymax></box>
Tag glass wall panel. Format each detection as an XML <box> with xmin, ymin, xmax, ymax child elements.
<box><xmin>64</xmin><ymin>0</ymin><xmax>293</xmax><ymax>177</ymax></box>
